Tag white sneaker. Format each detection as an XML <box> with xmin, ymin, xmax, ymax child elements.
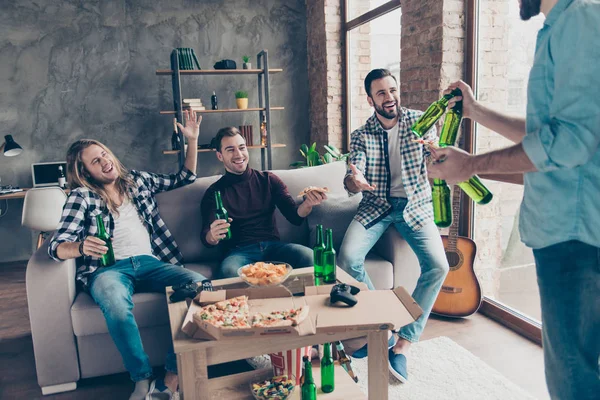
<box><xmin>145</xmin><ymin>379</ymin><xmax>174</xmax><ymax>400</ymax></box>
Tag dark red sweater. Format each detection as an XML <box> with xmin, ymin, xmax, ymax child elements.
<box><xmin>200</xmin><ymin>168</ymin><xmax>304</xmax><ymax>252</ymax></box>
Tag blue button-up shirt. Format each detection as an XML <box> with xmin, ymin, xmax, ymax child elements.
<box><xmin>520</xmin><ymin>0</ymin><xmax>600</xmax><ymax>249</ymax></box>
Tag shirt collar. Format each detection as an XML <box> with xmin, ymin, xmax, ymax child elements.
<box><xmin>367</xmin><ymin>109</ymin><xmax>405</xmax><ymax>133</ymax></box>
<box><xmin>544</xmin><ymin>0</ymin><xmax>574</xmax><ymax>26</ymax></box>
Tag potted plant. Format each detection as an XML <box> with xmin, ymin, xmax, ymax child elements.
<box><xmin>289</xmin><ymin>144</ymin><xmax>349</xmax><ymax>168</ymax></box>
<box><xmin>235</xmin><ymin>91</ymin><xmax>249</xmax><ymax>109</ymax></box>
<box><xmin>242</xmin><ymin>55</ymin><xmax>252</xmax><ymax>70</ymax></box>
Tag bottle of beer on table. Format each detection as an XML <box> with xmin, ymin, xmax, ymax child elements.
<box><xmin>57</xmin><ymin>165</ymin><xmax>67</xmax><ymax>189</ymax></box>
<box><xmin>412</xmin><ymin>88</ymin><xmax>462</xmax><ymax>137</ymax></box>
<box><xmin>321</xmin><ymin>342</ymin><xmax>335</xmax><ymax>393</ymax></box>
<box><xmin>95</xmin><ymin>215</ymin><xmax>115</xmax><ymax>267</ymax></box>
<box><xmin>313</xmin><ymin>224</ymin><xmax>326</xmax><ymax>281</ymax></box>
<box><xmin>301</xmin><ymin>355</ymin><xmax>317</xmax><ymax>400</ymax></box>
<box><xmin>214</xmin><ymin>190</ymin><xmax>232</xmax><ymax>240</ymax></box>
<box><xmin>323</xmin><ymin>228</ymin><xmax>336</xmax><ymax>284</ymax></box>
<box><xmin>432</xmin><ymin>179</ymin><xmax>452</xmax><ymax>228</ymax></box>
<box><xmin>439</xmin><ymin>100</ymin><xmax>493</xmax><ymax>205</ymax></box>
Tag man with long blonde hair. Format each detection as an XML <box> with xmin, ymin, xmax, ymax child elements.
<box><xmin>48</xmin><ymin>111</ymin><xmax>204</xmax><ymax>400</ymax></box>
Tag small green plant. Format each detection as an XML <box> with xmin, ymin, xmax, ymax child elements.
<box><xmin>242</xmin><ymin>55</ymin><xmax>250</xmax><ymax>63</ymax></box>
<box><xmin>289</xmin><ymin>144</ymin><xmax>349</xmax><ymax>168</ymax></box>
<box><xmin>235</xmin><ymin>91</ymin><xmax>248</xmax><ymax>99</ymax></box>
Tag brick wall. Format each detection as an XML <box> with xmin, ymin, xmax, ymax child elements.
<box><xmin>306</xmin><ymin>0</ymin><xmax>344</xmax><ymax>150</ymax></box>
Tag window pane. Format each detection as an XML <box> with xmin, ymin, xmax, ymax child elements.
<box><xmin>348</xmin><ymin>7</ymin><xmax>401</xmax><ymax>133</ymax></box>
<box><xmin>474</xmin><ymin>0</ymin><xmax>544</xmax><ymax>321</ymax></box>
<box><xmin>347</xmin><ymin>0</ymin><xmax>396</xmax><ymax>22</ymax></box>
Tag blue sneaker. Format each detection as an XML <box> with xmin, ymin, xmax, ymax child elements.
<box><xmin>351</xmin><ymin>334</ymin><xmax>397</xmax><ymax>359</ymax></box>
<box><xmin>388</xmin><ymin>349</ymin><xmax>408</xmax><ymax>383</ymax></box>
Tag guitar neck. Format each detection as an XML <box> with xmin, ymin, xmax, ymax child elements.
<box><xmin>447</xmin><ymin>186</ymin><xmax>461</xmax><ymax>250</ymax></box>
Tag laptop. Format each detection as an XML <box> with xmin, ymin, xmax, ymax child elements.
<box><xmin>31</xmin><ymin>161</ymin><xmax>68</xmax><ymax>187</ymax></box>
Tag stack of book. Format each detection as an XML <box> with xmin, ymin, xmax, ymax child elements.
<box><xmin>182</xmin><ymin>98</ymin><xmax>205</xmax><ymax>111</ymax></box>
<box><xmin>175</xmin><ymin>48</ymin><xmax>201</xmax><ymax>70</ymax></box>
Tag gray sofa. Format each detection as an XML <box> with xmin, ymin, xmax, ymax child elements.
<box><xmin>26</xmin><ymin>161</ymin><xmax>420</xmax><ymax>395</ymax></box>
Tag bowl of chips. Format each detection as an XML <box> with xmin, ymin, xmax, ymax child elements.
<box><xmin>238</xmin><ymin>262</ymin><xmax>293</xmax><ymax>287</ymax></box>
<box><xmin>250</xmin><ymin>374</ymin><xmax>296</xmax><ymax>400</ymax></box>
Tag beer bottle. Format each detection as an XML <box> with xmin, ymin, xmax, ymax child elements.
<box><xmin>301</xmin><ymin>356</ymin><xmax>317</xmax><ymax>400</ymax></box>
<box><xmin>438</xmin><ymin>100</ymin><xmax>493</xmax><ymax>205</ymax></box>
<box><xmin>313</xmin><ymin>224</ymin><xmax>326</xmax><ymax>280</ymax></box>
<box><xmin>214</xmin><ymin>191</ymin><xmax>232</xmax><ymax>240</ymax></box>
<box><xmin>432</xmin><ymin>179</ymin><xmax>452</xmax><ymax>228</ymax></box>
<box><xmin>211</xmin><ymin>91</ymin><xmax>218</xmax><ymax>110</ymax></box>
<box><xmin>335</xmin><ymin>341</ymin><xmax>358</xmax><ymax>382</ymax></box>
<box><xmin>323</xmin><ymin>228</ymin><xmax>336</xmax><ymax>284</ymax></box>
<box><xmin>412</xmin><ymin>88</ymin><xmax>462</xmax><ymax>137</ymax></box>
<box><xmin>95</xmin><ymin>214</ymin><xmax>116</xmax><ymax>266</ymax></box>
<box><xmin>171</xmin><ymin>118</ymin><xmax>181</xmax><ymax>151</ymax></box>
<box><xmin>57</xmin><ymin>165</ymin><xmax>67</xmax><ymax>189</ymax></box>
<box><xmin>321</xmin><ymin>343</ymin><xmax>335</xmax><ymax>393</ymax></box>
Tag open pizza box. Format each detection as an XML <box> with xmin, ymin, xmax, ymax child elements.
<box><xmin>181</xmin><ymin>283</ymin><xmax>423</xmax><ymax>341</ymax></box>
<box><xmin>181</xmin><ymin>286</ymin><xmax>316</xmax><ymax>340</ymax></box>
<box><xmin>303</xmin><ymin>285</ymin><xmax>423</xmax><ymax>333</ymax></box>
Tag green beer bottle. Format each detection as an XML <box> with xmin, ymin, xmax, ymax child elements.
<box><xmin>214</xmin><ymin>190</ymin><xmax>232</xmax><ymax>240</ymax></box>
<box><xmin>321</xmin><ymin>343</ymin><xmax>335</xmax><ymax>393</ymax></box>
<box><xmin>95</xmin><ymin>214</ymin><xmax>115</xmax><ymax>267</ymax></box>
<box><xmin>323</xmin><ymin>229</ymin><xmax>337</xmax><ymax>284</ymax></box>
<box><xmin>412</xmin><ymin>88</ymin><xmax>462</xmax><ymax>137</ymax></box>
<box><xmin>301</xmin><ymin>355</ymin><xmax>317</xmax><ymax>400</ymax></box>
<box><xmin>439</xmin><ymin>100</ymin><xmax>493</xmax><ymax>205</ymax></box>
<box><xmin>313</xmin><ymin>224</ymin><xmax>326</xmax><ymax>280</ymax></box>
<box><xmin>432</xmin><ymin>179</ymin><xmax>452</xmax><ymax>228</ymax></box>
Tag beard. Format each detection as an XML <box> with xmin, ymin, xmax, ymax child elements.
<box><xmin>520</xmin><ymin>0</ymin><xmax>541</xmax><ymax>20</ymax></box>
<box><xmin>373</xmin><ymin>101</ymin><xmax>400</xmax><ymax>120</ymax></box>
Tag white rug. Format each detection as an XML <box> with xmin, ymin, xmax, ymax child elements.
<box><xmin>351</xmin><ymin>336</ymin><xmax>537</xmax><ymax>400</ymax></box>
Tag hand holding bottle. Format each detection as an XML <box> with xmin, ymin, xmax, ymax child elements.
<box><xmin>444</xmin><ymin>80</ymin><xmax>476</xmax><ymax>119</ymax></box>
<box><xmin>208</xmin><ymin>218</ymin><xmax>232</xmax><ymax>243</ymax></box>
<box><xmin>428</xmin><ymin>146</ymin><xmax>475</xmax><ymax>184</ymax></box>
<box><xmin>81</xmin><ymin>236</ymin><xmax>109</xmax><ymax>257</ymax></box>
<box><xmin>347</xmin><ymin>164</ymin><xmax>376</xmax><ymax>192</ymax></box>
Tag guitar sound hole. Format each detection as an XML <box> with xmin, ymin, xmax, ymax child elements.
<box><xmin>445</xmin><ymin>251</ymin><xmax>462</xmax><ymax>269</ymax></box>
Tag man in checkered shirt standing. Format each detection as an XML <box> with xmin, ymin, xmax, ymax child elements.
<box><xmin>339</xmin><ymin>69</ymin><xmax>449</xmax><ymax>383</ymax></box>
<box><xmin>48</xmin><ymin>111</ymin><xmax>205</xmax><ymax>400</ymax></box>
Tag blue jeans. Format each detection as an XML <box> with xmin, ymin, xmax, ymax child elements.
<box><xmin>88</xmin><ymin>255</ymin><xmax>206</xmax><ymax>382</ymax></box>
<box><xmin>533</xmin><ymin>241</ymin><xmax>600</xmax><ymax>400</ymax></box>
<box><xmin>338</xmin><ymin>197</ymin><xmax>448</xmax><ymax>343</ymax></box>
<box><xmin>220</xmin><ymin>241</ymin><xmax>313</xmax><ymax>278</ymax></box>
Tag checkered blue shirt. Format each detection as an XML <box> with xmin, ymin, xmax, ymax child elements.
<box><xmin>48</xmin><ymin>168</ymin><xmax>196</xmax><ymax>289</ymax></box>
<box><xmin>346</xmin><ymin>109</ymin><xmax>438</xmax><ymax>230</ymax></box>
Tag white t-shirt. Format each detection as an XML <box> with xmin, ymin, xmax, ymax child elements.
<box><xmin>111</xmin><ymin>199</ymin><xmax>155</xmax><ymax>260</ymax></box>
<box><xmin>385</xmin><ymin>124</ymin><xmax>407</xmax><ymax>198</ymax></box>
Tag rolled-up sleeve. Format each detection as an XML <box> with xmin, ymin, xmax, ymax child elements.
<box><xmin>137</xmin><ymin>167</ymin><xmax>197</xmax><ymax>194</ymax></box>
<box><xmin>48</xmin><ymin>192</ymin><xmax>87</xmax><ymax>261</ymax></box>
<box><xmin>521</xmin><ymin>7</ymin><xmax>600</xmax><ymax>172</ymax></box>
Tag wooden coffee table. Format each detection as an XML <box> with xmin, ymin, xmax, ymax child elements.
<box><xmin>166</xmin><ymin>267</ymin><xmax>390</xmax><ymax>400</ymax></box>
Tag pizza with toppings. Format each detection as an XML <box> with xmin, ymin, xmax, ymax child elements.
<box><xmin>251</xmin><ymin>306</ymin><xmax>310</xmax><ymax>328</ymax></box>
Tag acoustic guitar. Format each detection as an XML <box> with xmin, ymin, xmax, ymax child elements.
<box><xmin>432</xmin><ymin>186</ymin><xmax>483</xmax><ymax>318</ymax></box>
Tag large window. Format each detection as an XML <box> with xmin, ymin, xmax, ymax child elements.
<box><xmin>473</xmin><ymin>0</ymin><xmax>544</xmax><ymax>323</ymax></box>
<box><xmin>345</xmin><ymin>0</ymin><xmax>401</xmax><ymax>135</ymax></box>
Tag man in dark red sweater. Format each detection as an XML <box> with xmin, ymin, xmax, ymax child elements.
<box><xmin>201</xmin><ymin>127</ymin><xmax>327</xmax><ymax>278</ymax></box>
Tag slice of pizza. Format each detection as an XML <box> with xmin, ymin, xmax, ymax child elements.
<box><xmin>251</xmin><ymin>305</ymin><xmax>310</xmax><ymax>328</ymax></box>
<box><xmin>297</xmin><ymin>186</ymin><xmax>329</xmax><ymax>198</ymax></box>
<box><xmin>213</xmin><ymin>295</ymin><xmax>249</xmax><ymax>314</ymax></box>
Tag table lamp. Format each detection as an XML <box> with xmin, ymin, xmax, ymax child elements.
<box><xmin>1</xmin><ymin>135</ymin><xmax>23</xmax><ymax>156</ymax></box>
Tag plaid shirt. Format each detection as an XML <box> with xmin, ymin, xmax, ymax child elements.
<box><xmin>345</xmin><ymin>108</ymin><xmax>438</xmax><ymax>231</ymax></box>
<box><xmin>48</xmin><ymin>167</ymin><xmax>196</xmax><ymax>289</ymax></box>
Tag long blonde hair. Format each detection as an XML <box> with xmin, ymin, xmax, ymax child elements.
<box><xmin>66</xmin><ymin>139</ymin><xmax>134</xmax><ymax>215</ymax></box>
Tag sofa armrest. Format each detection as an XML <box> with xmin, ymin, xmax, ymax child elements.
<box><xmin>374</xmin><ymin>227</ymin><xmax>420</xmax><ymax>294</ymax></box>
<box><xmin>26</xmin><ymin>241</ymin><xmax>80</xmax><ymax>388</ymax></box>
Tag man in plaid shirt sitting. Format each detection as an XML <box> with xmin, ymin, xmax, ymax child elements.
<box><xmin>48</xmin><ymin>111</ymin><xmax>205</xmax><ymax>400</ymax></box>
<box><xmin>339</xmin><ymin>69</ymin><xmax>449</xmax><ymax>382</ymax></box>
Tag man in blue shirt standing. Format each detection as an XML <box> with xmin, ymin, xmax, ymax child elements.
<box><xmin>428</xmin><ymin>1</ymin><xmax>600</xmax><ymax>399</ymax></box>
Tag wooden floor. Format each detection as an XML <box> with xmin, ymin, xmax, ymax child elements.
<box><xmin>0</xmin><ymin>261</ymin><xmax>549</xmax><ymax>400</ymax></box>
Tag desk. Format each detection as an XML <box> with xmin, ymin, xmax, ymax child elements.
<box><xmin>0</xmin><ymin>188</ymin><xmax>70</xmax><ymax>201</ymax></box>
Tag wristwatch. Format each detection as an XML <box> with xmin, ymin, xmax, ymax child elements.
<box><xmin>79</xmin><ymin>241</ymin><xmax>86</xmax><ymax>257</ymax></box>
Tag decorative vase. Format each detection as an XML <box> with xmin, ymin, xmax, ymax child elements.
<box><xmin>243</xmin><ymin>62</ymin><xmax>251</xmax><ymax>69</ymax></box>
<box><xmin>236</xmin><ymin>98</ymin><xmax>248</xmax><ymax>109</ymax></box>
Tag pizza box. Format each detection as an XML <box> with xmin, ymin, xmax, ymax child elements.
<box><xmin>181</xmin><ymin>286</ymin><xmax>316</xmax><ymax>341</ymax></box>
<box><xmin>303</xmin><ymin>285</ymin><xmax>423</xmax><ymax>334</ymax></box>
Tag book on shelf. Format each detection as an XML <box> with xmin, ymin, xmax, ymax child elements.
<box><xmin>183</xmin><ymin>106</ymin><xmax>206</xmax><ymax>110</ymax></box>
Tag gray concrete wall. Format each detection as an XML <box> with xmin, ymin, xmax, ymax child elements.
<box><xmin>0</xmin><ymin>0</ymin><xmax>308</xmax><ymax>262</ymax></box>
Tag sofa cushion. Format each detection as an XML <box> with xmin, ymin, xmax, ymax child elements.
<box><xmin>306</xmin><ymin>192</ymin><xmax>362</xmax><ymax>251</ymax></box>
<box><xmin>272</xmin><ymin>162</ymin><xmax>349</xmax><ymax>246</ymax></box>
<box><xmin>184</xmin><ymin>261</ymin><xmax>218</xmax><ymax>280</ymax></box>
<box><xmin>156</xmin><ymin>175</ymin><xmax>222</xmax><ymax>263</ymax></box>
<box><xmin>71</xmin><ymin>292</ymin><xmax>169</xmax><ymax>337</ymax></box>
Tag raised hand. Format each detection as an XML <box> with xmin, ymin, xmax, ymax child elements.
<box><xmin>177</xmin><ymin>110</ymin><xmax>202</xmax><ymax>141</ymax></box>
<box><xmin>444</xmin><ymin>80</ymin><xmax>476</xmax><ymax>119</ymax></box>
<box><xmin>348</xmin><ymin>164</ymin><xmax>376</xmax><ymax>192</ymax></box>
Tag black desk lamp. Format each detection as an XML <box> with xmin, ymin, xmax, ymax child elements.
<box><xmin>1</xmin><ymin>135</ymin><xmax>23</xmax><ymax>157</ymax></box>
